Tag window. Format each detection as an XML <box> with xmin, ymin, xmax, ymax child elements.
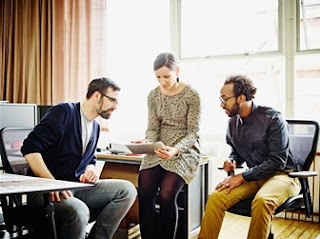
<box><xmin>104</xmin><ymin>0</ymin><xmax>320</xmax><ymax>150</ymax></box>
<box><xmin>294</xmin><ymin>54</ymin><xmax>320</xmax><ymax>123</ymax></box>
<box><xmin>180</xmin><ymin>0</ymin><xmax>279</xmax><ymax>58</ymax></box>
<box><xmin>104</xmin><ymin>0</ymin><xmax>170</xmax><ymax>141</ymax></box>
<box><xmin>181</xmin><ymin>57</ymin><xmax>285</xmax><ymax>140</ymax></box>
<box><xmin>295</xmin><ymin>0</ymin><xmax>320</xmax><ymax>125</ymax></box>
<box><xmin>178</xmin><ymin>0</ymin><xmax>320</xmax><ymax>142</ymax></box>
<box><xmin>298</xmin><ymin>0</ymin><xmax>320</xmax><ymax>50</ymax></box>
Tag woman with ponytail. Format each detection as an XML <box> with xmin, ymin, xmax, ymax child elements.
<box><xmin>133</xmin><ymin>52</ymin><xmax>202</xmax><ymax>239</ymax></box>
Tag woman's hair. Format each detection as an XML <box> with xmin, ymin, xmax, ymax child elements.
<box><xmin>153</xmin><ymin>52</ymin><xmax>180</xmax><ymax>71</ymax></box>
<box><xmin>224</xmin><ymin>75</ymin><xmax>257</xmax><ymax>101</ymax></box>
<box><xmin>86</xmin><ymin>77</ymin><xmax>121</xmax><ymax>99</ymax></box>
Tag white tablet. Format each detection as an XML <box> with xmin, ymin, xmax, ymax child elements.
<box><xmin>109</xmin><ymin>142</ymin><xmax>166</xmax><ymax>154</ymax></box>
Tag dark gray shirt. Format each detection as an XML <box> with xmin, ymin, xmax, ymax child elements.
<box><xmin>227</xmin><ymin>103</ymin><xmax>298</xmax><ymax>182</ymax></box>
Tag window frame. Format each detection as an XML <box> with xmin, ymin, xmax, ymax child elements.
<box><xmin>296</xmin><ymin>0</ymin><xmax>320</xmax><ymax>52</ymax></box>
<box><xmin>174</xmin><ymin>0</ymin><xmax>320</xmax><ymax>119</ymax></box>
<box><xmin>176</xmin><ymin>0</ymin><xmax>283</xmax><ymax>60</ymax></box>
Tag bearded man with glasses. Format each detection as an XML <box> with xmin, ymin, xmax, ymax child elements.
<box><xmin>199</xmin><ymin>75</ymin><xmax>301</xmax><ymax>239</ymax></box>
<box><xmin>21</xmin><ymin>77</ymin><xmax>137</xmax><ymax>239</ymax></box>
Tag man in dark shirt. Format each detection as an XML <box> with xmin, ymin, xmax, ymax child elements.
<box><xmin>21</xmin><ymin>77</ymin><xmax>137</xmax><ymax>239</ymax></box>
<box><xmin>199</xmin><ymin>75</ymin><xmax>301</xmax><ymax>239</ymax></box>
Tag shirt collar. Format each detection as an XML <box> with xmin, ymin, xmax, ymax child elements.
<box><xmin>242</xmin><ymin>101</ymin><xmax>257</xmax><ymax>123</ymax></box>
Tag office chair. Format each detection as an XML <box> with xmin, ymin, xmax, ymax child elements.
<box><xmin>224</xmin><ymin>120</ymin><xmax>319</xmax><ymax>239</ymax></box>
<box><xmin>0</xmin><ymin>127</ymin><xmax>48</xmax><ymax>238</ymax></box>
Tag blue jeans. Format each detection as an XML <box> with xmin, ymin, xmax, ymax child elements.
<box><xmin>28</xmin><ymin>179</ymin><xmax>137</xmax><ymax>239</ymax></box>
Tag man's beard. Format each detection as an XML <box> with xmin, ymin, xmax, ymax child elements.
<box><xmin>99</xmin><ymin>111</ymin><xmax>111</xmax><ymax>119</ymax></box>
<box><xmin>228</xmin><ymin>102</ymin><xmax>240</xmax><ymax>117</ymax></box>
<box><xmin>96</xmin><ymin>101</ymin><xmax>112</xmax><ymax>119</ymax></box>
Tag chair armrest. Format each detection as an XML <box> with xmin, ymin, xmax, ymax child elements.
<box><xmin>217</xmin><ymin>167</ymin><xmax>235</xmax><ymax>176</ymax></box>
<box><xmin>218</xmin><ymin>166</ymin><xmax>244</xmax><ymax>176</ymax></box>
<box><xmin>218</xmin><ymin>166</ymin><xmax>244</xmax><ymax>170</ymax></box>
<box><xmin>288</xmin><ymin>171</ymin><xmax>318</xmax><ymax>178</ymax></box>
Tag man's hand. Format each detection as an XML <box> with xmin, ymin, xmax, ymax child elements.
<box><xmin>223</xmin><ymin>159</ymin><xmax>236</xmax><ymax>172</ymax></box>
<box><xmin>49</xmin><ymin>190</ymin><xmax>73</xmax><ymax>202</ymax></box>
<box><xmin>79</xmin><ymin>168</ymin><xmax>98</xmax><ymax>183</ymax></box>
<box><xmin>215</xmin><ymin>174</ymin><xmax>245</xmax><ymax>194</ymax></box>
<box><xmin>25</xmin><ymin>153</ymin><xmax>75</xmax><ymax>202</ymax></box>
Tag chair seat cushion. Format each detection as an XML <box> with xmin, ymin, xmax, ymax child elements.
<box><xmin>275</xmin><ymin>194</ymin><xmax>303</xmax><ymax>214</ymax></box>
<box><xmin>227</xmin><ymin>198</ymin><xmax>253</xmax><ymax>217</ymax></box>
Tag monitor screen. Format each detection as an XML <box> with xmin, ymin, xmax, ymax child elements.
<box><xmin>37</xmin><ymin>105</ymin><xmax>53</xmax><ymax>122</ymax></box>
<box><xmin>0</xmin><ymin>103</ymin><xmax>38</xmax><ymax>129</ymax></box>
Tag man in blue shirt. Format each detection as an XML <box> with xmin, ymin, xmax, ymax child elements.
<box><xmin>199</xmin><ymin>75</ymin><xmax>301</xmax><ymax>239</ymax></box>
<box><xmin>21</xmin><ymin>77</ymin><xmax>137</xmax><ymax>239</ymax></box>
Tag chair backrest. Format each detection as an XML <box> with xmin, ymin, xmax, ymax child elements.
<box><xmin>287</xmin><ymin>120</ymin><xmax>319</xmax><ymax>171</ymax></box>
<box><xmin>0</xmin><ymin>127</ymin><xmax>33</xmax><ymax>175</ymax></box>
<box><xmin>0</xmin><ymin>127</ymin><xmax>45</xmax><ymax>235</ymax></box>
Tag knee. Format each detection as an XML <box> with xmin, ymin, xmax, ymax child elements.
<box><xmin>207</xmin><ymin>191</ymin><xmax>218</xmax><ymax>206</ymax></box>
<box><xmin>75</xmin><ymin>205</ymin><xmax>90</xmax><ymax>225</ymax></box>
<box><xmin>121</xmin><ymin>180</ymin><xmax>137</xmax><ymax>204</ymax></box>
<box><xmin>206</xmin><ymin>191</ymin><xmax>227</xmax><ymax>210</ymax></box>
<box><xmin>158</xmin><ymin>189</ymin><xmax>176</xmax><ymax>205</ymax></box>
<box><xmin>251</xmin><ymin>196</ymin><xmax>275</xmax><ymax>214</ymax></box>
<box><xmin>57</xmin><ymin>199</ymin><xmax>90</xmax><ymax>225</ymax></box>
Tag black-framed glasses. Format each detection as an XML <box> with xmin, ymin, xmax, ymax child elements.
<box><xmin>219</xmin><ymin>95</ymin><xmax>235</xmax><ymax>105</ymax></box>
<box><xmin>99</xmin><ymin>92</ymin><xmax>119</xmax><ymax>105</ymax></box>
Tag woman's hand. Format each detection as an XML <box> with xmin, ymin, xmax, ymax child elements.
<box><xmin>131</xmin><ymin>139</ymin><xmax>149</xmax><ymax>144</ymax></box>
<box><xmin>155</xmin><ymin>146</ymin><xmax>179</xmax><ymax>160</ymax></box>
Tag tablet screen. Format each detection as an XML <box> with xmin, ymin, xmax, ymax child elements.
<box><xmin>109</xmin><ymin>142</ymin><xmax>165</xmax><ymax>154</ymax></box>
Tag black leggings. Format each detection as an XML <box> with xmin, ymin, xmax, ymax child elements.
<box><xmin>138</xmin><ymin>165</ymin><xmax>185</xmax><ymax>239</ymax></box>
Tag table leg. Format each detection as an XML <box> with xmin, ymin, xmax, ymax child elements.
<box><xmin>43</xmin><ymin>194</ymin><xmax>58</xmax><ymax>239</ymax></box>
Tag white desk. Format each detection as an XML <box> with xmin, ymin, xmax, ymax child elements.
<box><xmin>0</xmin><ymin>173</ymin><xmax>94</xmax><ymax>196</ymax></box>
<box><xmin>0</xmin><ymin>173</ymin><xmax>94</xmax><ymax>239</ymax></box>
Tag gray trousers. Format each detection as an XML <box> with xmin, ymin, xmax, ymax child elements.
<box><xmin>28</xmin><ymin>179</ymin><xmax>137</xmax><ymax>239</ymax></box>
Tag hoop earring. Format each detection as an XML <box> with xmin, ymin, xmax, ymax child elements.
<box><xmin>176</xmin><ymin>77</ymin><xmax>180</xmax><ymax>83</ymax></box>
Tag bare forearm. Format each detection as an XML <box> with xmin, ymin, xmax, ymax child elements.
<box><xmin>25</xmin><ymin>153</ymin><xmax>74</xmax><ymax>202</ymax></box>
<box><xmin>24</xmin><ymin>152</ymin><xmax>54</xmax><ymax>179</ymax></box>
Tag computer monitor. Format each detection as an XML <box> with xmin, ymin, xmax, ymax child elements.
<box><xmin>0</xmin><ymin>103</ymin><xmax>38</xmax><ymax>129</ymax></box>
<box><xmin>37</xmin><ymin>105</ymin><xmax>53</xmax><ymax>122</ymax></box>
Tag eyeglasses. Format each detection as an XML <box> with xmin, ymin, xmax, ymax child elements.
<box><xmin>219</xmin><ymin>95</ymin><xmax>235</xmax><ymax>105</ymax></box>
<box><xmin>99</xmin><ymin>92</ymin><xmax>119</xmax><ymax>105</ymax></box>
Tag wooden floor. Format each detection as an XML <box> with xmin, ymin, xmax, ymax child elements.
<box><xmin>216</xmin><ymin>212</ymin><xmax>320</xmax><ymax>239</ymax></box>
<box><xmin>1</xmin><ymin>213</ymin><xmax>319</xmax><ymax>239</ymax></box>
